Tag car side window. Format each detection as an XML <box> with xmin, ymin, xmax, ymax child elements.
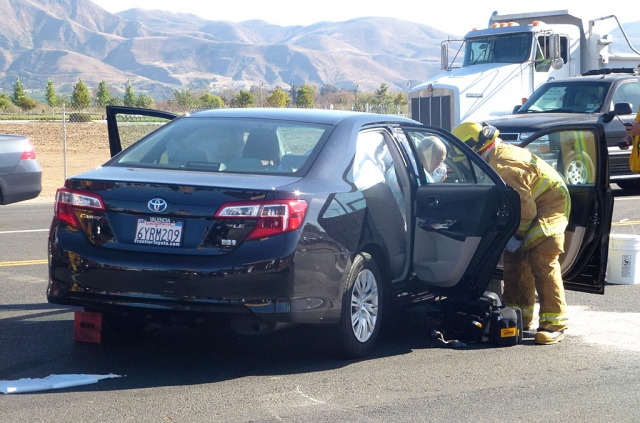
<box><xmin>521</xmin><ymin>129</ymin><xmax>598</xmax><ymax>185</ymax></box>
<box><xmin>354</xmin><ymin>129</ymin><xmax>407</xmax><ymax>226</ymax></box>
<box><xmin>611</xmin><ymin>81</ymin><xmax>640</xmax><ymax>114</ymax></box>
<box><xmin>403</xmin><ymin>130</ymin><xmax>494</xmax><ymax>185</ymax></box>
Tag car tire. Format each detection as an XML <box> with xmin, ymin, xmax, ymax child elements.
<box><xmin>563</xmin><ymin>152</ymin><xmax>594</xmax><ymax>185</ymax></box>
<box><xmin>334</xmin><ymin>253</ymin><xmax>384</xmax><ymax>358</ymax></box>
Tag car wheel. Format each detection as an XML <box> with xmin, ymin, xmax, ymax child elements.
<box><xmin>334</xmin><ymin>253</ymin><xmax>384</xmax><ymax>358</ymax></box>
<box><xmin>563</xmin><ymin>152</ymin><xmax>594</xmax><ymax>185</ymax></box>
<box><xmin>615</xmin><ymin>179</ymin><xmax>640</xmax><ymax>191</ymax></box>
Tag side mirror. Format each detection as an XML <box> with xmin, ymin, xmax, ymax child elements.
<box><xmin>512</xmin><ymin>105</ymin><xmax>522</xmax><ymax>114</ymax></box>
<box><xmin>602</xmin><ymin>102</ymin><xmax>633</xmax><ymax>123</ymax></box>
<box><xmin>613</xmin><ymin>102</ymin><xmax>633</xmax><ymax>115</ymax></box>
<box><xmin>441</xmin><ymin>43</ymin><xmax>449</xmax><ymax>71</ymax></box>
<box><xmin>550</xmin><ymin>34</ymin><xmax>563</xmax><ymax>70</ymax></box>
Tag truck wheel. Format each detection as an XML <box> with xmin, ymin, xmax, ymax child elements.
<box><xmin>334</xmin><ymin>253</ymin><xmax>384</xmax><ymax>358</ymax></box>
<box><xmin>563</xmin><ymin>152</ymin><xmax>594</xmax><ymax>185</ymax></box>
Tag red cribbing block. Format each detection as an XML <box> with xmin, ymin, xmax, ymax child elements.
<box><xmin>73</xmin><ymin>311</ymin><xmax>102</xmax><ymax>344</ymax></box>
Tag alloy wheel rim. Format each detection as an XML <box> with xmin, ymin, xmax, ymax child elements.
<box><xmin>350</xmin><ymin>268</ymin><xmax>379</xmax><ymax>343</ymax></box>
<box><xmin>566</xmin><ymin>160</ymin><xmax>587</xmax><ymax>184</ymax></box>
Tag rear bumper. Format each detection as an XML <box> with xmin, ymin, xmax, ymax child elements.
<box><xmin>0</xmin><ymin>161</ymin><xmax>42</xmax><ymax>205</ymax></box>
<box><xmin>47</xmin><ymin>225</ymin><xmax>348</xmax><ymax>325</ymax></box>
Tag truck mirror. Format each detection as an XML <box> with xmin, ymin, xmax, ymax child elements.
<box><xmin>512</xmin><ymin>105</ymin><xmax>522</xmax><ymax>114</ymax></box>
<box><xmin>441</xmin><ymin>43</ymin><xmax>450</xmax><ymax>71</ymax></box>
<box><xmin>613</xmin><ymin>102</ymin><xmax>633</xmax><ymax>115</ymax></box>
<box><xmin>602</xmin><ymin>102</ymin><xmax>633</xmax><ymax>123</ymax></box>
<box><xmin>550</xmin><ymin>34</ymin><xmax>563</xmax><ymax>69</ymax></box>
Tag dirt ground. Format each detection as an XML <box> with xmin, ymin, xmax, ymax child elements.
<box><xmin>0</xmin><ymin>121</ymin><xmax>112</xmax><ymax>200</ymax></box>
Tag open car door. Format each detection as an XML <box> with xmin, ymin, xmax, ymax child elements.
<box><xmin>517</xmin><ymin>123</ymin><xmax>613</xmax><ymax>294</ymax></box>
<box><xmin>401</xmin><ymin>127</ymin><xmax>520</xmax><ymax>300</ymax></box>
<box><xmin>106</xmin><ymin>106</ymin><xmax>177</xmax><ymax>157</ymax></box>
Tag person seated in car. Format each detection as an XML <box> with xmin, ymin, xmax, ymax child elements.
<box><xmin>416</xmin><ymin>135</ymin><xmax>447</xmax><ymax>182</ymax></box>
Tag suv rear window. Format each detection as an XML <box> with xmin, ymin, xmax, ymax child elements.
<box><xmin>109</xmin><ymin>117</ymin><xmax>332</xmax><ymax>175</ymax></box>
<box><xmin>519</xmin><ymin>81</ymin><xmax>611</xmax><ymax>114</ymax></box>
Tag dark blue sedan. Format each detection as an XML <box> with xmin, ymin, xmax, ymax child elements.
<box><xmin>47</xmin><ymin>106</ymin><xmax>612</xmax><ymax>357</ymax></box>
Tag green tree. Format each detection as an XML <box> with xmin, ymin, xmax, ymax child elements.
<box><xmin>0</xmin><ymin>93</ymin><xmax>11</xmax><ymax>110</ymax></box>
<box><xmin>374</xmin><ymin>83</ymin><xmax>392</xmax><ymax>105</ymax></box>
<box><xmin>199</xmin><ymin>92</ymin><xmax>224</xmax><ymax>109</ymax></box>
<box><xmin>108</xmin><ymin>95</ymin><xmax>124</xmax><ymax>106</ymax></box>
<box><xmin>393</xmin><ymin>92</ymin><xmax>407</xmax><ymax>107</ymax></box>
<box><xmin>12</xmin><ymin>77</ymin><xmax>26</xmax><ymax>105</ymax></box>
<box><xmin>266</xmin><ymin>87</ymin><xmax>289</xmax><ymax>108</ymax></box>
<box><xmin>173</xmin><ymin>88</ymin><xmax>197</xmax><ymax>108</ymax></box>
<box><xmin>96</xmin><ymin>80</ymin><xmax>111</xmax><ymax>108</ymax></box>
<box><xmin>296</xmin><ymin>85</ymin><xmax>313</xmax><ymax>108</ymax></box>
<box><xmin>135</xmin><ymin>93</ymin><xmax>155</xmax><ymax>108</ymax></box>
<box><xmin>57</xmin><ymin>94</ymin><xmax>71</xmax><ymax>106</ymax></box>
<box><xmin>71</xmin><ymin>79</ymin><xmax>91</xmax><ymax>108</ymax></box>
<box><xmin>45</xmin><ymin>79</ymin><xmax>58</xmax><ymax>108</ymax></box>
<box><xmin>123</xmin><ymin>82</ymin><xmax>136</xmax><ymax>107</ymax></box>
<box><xmin>234</xmin><ymin>90</ymin><xmax>254</xmax><ymax>108</ymax></box>
<box><xmin>17</xmin><ymin>96</ymin><xmax>37</xmax><ymax>114</ymax></box>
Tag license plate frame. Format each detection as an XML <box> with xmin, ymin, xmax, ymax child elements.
<box><xmin>134</xmin><ymin>217</ymin><xmax>184</xmax><ymax>247</ymax></box>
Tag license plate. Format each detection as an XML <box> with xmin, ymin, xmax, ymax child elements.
<box><xmin>134</xmin><ymin>218</ymin><xmax>183</xmax><ymax>247</ymax></box>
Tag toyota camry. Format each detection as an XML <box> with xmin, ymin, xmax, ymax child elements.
<box><xmin>47</xmin><ymin>106</ymin><xmax>612</xmax><ymax>357</ymax></box>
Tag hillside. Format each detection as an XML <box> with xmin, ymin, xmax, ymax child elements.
<box><xmin>0</xmin><ymin>0</ymin><xmax>451</xmax><ymax>96</ymax></box>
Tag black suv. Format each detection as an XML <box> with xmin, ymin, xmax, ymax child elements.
<box><xmin>485</xmin><ymin>70</ymin><xmax>640</xmax><ymax>190</ymax></box>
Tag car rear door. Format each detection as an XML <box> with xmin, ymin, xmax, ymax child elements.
<box><xmin>400</xmin><ymin>127</ymin><xmax>520</xmax><ymax>299</ymax></box>
<box><xmin>106</xmin><ymin>106</ymin><xmax>177</xmax><ymax>157</ymax></box>
<box><xmin>518</xmin><ymin>123</ymin><xmax>613</xmax><ymax>294</ymax></box>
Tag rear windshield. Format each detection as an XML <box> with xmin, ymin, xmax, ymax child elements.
<box><xmin>108</xmin><ymin>117</ymin><xmax>332</xmax><ymax>175</ymax></box>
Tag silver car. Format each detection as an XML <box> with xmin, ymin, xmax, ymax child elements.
<box><xmin>0</xmin><ymin>134</ymin><xmax>42</xmax><ymax>205</ymax></box>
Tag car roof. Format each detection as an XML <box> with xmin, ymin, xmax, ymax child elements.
<box><xmin>187</xmin><ymin>107</ymin><xmax>419</xmax><ymax>127</ymax></box>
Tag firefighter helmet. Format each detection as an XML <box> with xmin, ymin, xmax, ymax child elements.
<box><xmin>452</xmin><ymin>122</ymin><xmax>499</xmax><ymax>153</ymax></box>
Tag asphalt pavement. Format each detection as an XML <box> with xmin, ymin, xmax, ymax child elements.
<box><xmin>1</xmin><ymin>189</ymin><xmax>639</xmax><ymax>422</ymax></box>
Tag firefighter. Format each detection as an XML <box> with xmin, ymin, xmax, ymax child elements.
<box><xmin>452</xmin><ymin>122</ymin><xmax>571</xmax><ymax>345</ymax></box>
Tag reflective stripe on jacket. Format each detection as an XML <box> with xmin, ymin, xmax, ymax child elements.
<box><xmin>488</xmin><ymin>142</ymin><xmax>570</xmax><ymax>249</ymax></box>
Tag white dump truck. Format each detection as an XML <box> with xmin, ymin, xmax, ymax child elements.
<box><xmin>408</xmin><ymin>10</ymin><xmax>640</xmax><ymax>130</ymax></box>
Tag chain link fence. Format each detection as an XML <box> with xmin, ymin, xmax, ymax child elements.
<box><xmin>0</xmin><ymin>102</ymin><xmax>408</xmax><ymax>201</ymax></box>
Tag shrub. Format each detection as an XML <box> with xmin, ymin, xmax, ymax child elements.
<box><xmin>68</xmin><ymin>113</ymin><xmax>92</xmax><ymax>123</ymax></box>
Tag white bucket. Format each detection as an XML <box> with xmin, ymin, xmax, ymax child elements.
<box><xmin>606</xmin><ymin>234</ymin><xmax>640</xmax><ymax>285</ymax></box>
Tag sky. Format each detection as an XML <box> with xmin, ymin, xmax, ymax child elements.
<box><xmin>90</xmin><ymin>0</ymin><xmax>636</xmax><ymax>36</ymax></box>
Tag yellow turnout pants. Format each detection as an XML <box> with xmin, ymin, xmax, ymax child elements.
<box><xmin>502</xmin><ymin>234</ymin><xmax>568</xmax><ymax>332</ymax></box>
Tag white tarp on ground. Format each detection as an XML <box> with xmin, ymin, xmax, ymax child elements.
<box><xmin>0</xmin><ymin>374</ymin><xmax>122</xmax><ymax>394</ymax></box>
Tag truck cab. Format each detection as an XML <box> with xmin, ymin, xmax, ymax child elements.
<box><xmin>409</xmin><ymin>10</ymin><xmax>639</xmax><ymax>130</ymax></box>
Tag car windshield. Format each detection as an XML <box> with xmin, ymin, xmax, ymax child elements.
<box><xmin>463</xmin><ymin>33</ymin><xmax>532</xmax><ymax>66</ymax></box>
<box><xmin>518</xmin><ymin>81</ymin><xmax>612</xmax><ymax>114</ymax></box>
<box><xmin>108</xmin><ymin>117</ymin><xmax>332</xmax><ymax>174</ymax></box>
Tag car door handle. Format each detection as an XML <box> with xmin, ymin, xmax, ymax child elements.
<box><xmin>426</xmin><ymin>196</ymin><xmax>439</xmax><ymax>207</ymax></box>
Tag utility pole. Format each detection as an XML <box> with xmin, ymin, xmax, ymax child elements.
<box><xmin>290</xmin><ymin>80</ymin><xmax>296</xmax><ymax>106</ymax></box>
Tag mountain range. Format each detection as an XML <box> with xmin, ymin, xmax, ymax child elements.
<box><xmin>0</xmin><ymin>0</ymin><xmax>451</xmax><ymax>97</ymax></box>
<box><xmin>0</xmin><ymin>0</ymin><xmax>638</xmax><ymax>99</ymax></box>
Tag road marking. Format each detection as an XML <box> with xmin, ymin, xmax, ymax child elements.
<box><xmin>612</xmin><ymin>220</ymin><xmax>640</xmax><ymax>226</ymax></box>
<box><xmin>0</xmin><ymin>259</ymin><xmax>48</xmax><ymax>267</ymax></box>
<box><xmin>0</xmin><ymin>229</ymin><xmax>48</xmax><ymax>234</ymax></box>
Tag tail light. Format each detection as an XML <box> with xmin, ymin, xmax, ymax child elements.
<box><xmin>20</xmin><ymin>139</ymin><xmax>37</xmax><ymax>160</ymax></box>
<box><xmin>55</xmin><ymin>187</ymin><xmax>105</xmax><ymax>229</ymax></box>
<box><xmin>215</xmin><ymin>199</ymin><xmax>308</xmax><ymax>240</ymax></box>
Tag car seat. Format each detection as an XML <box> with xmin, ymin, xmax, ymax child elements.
<box><xmin>243</xmin><ymin>128</ymin><xmax>282</xmax><ymax>166</ymax></box>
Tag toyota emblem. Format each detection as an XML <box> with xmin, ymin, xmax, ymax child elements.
<box><xmin>148</xmin><ymin>198</ymin><xmax>168</xmax><ymax>213</ymax></box>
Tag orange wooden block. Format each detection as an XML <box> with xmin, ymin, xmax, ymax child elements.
<box><xmin>73</xmin><ymin>311</ymin><xmax>102</xmax><ymax>344</ymax></box>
